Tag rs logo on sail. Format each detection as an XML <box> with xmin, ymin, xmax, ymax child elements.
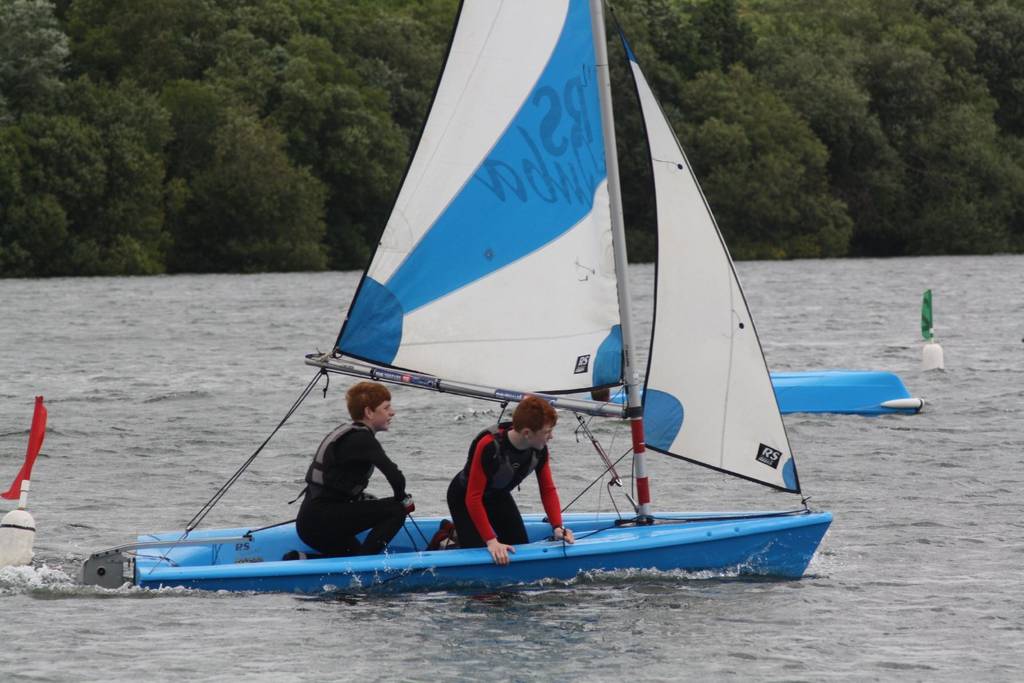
<box><xmin>756</xmin><ymin>444</ymin><xmax>783</xmax><ymax>469</ymax></box>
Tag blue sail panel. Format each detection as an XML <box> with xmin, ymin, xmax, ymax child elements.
<box><xmin>383</xmin><ymin>0</ymin><xmax>605</xmax><ymax>316</ymax></box>
<box><xmin>336</xmin><ymin>277</ymin><xmax>403</xmax><ymax>362</ymax></box>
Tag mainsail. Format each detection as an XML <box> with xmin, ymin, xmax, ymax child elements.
<box><xmin>336</xmin><ymin>0</ymin><xmax>622</xmax><ymax>394</ymax></box>
<box><xmin>623</xmin><ymin>42</ymin><xmax>801</xmax><ymax>493</ymax></box>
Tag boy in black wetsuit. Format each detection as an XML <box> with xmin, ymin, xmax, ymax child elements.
<box><xmin>295</xmin><ymin>382</ymin><xmax>410</xmax><ymax>557</ymax></box>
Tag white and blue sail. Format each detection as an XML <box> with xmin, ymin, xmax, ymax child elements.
<box><xmin>337</xmin><ymin>0</ymin><xmax>622</xmax><ymax>394</ymax></box>
<box><xmin>622</xmin><ymin>39</ymin><xmax>800</xmax><ymax>492</ymax></box>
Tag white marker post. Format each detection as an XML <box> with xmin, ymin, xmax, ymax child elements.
<box><xmin>921</xmin><ymin>289</ymin><xmax>945</xmax><ymax>371</ymax></box>
<box><xmin>1</xmin><ymin>397</ymin><xmax>46</xmax><ymax>567</ymax></box>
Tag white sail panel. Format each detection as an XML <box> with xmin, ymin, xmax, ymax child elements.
<box><xmin>337</xmin><ymin>0</ymin><xmax>621</xmax><ymax>392</ymax></box>
<box><xmin>369</xmin><ymin>1</ymin><xmax>569</xmax><ymax>283</ymax></box>
<box><xmin>628</xmin><ymin>56</ymin><xmax>800</xmax><ymax>492</ymax></box>
<box><xmin>393</xmin><ymin>181</ymin><xmax>618</xmax><ymax>392</ymax></box>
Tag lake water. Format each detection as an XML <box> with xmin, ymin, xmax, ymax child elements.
<box><xmin>1</xmin><ymin>255</ymin><xmax>1022</xmax><ymax>681</ymax></box>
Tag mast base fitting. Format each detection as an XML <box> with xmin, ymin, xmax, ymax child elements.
<box><xmin>614</xmin><ymin>515</ymin><xmax>655</xmax><ymax>527</ymax></box>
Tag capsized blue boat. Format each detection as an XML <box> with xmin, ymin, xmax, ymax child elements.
<box><xmin>770</xmin><ymin>370</ymin><xmax>923</xmax><ymax>415</ymax></box>
<box><xmin>613</xmin><ymin>370</ymin><xmax>923</xmax><ymax>416</ymax></box>
<box><xmin>91</xmin><ymin>512</ymin><xmax>830</xmax><ymax>593</ymax></box>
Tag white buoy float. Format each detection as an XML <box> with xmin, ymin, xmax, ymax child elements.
<box><xmin>1</xmin><ymin>397</ymin><xmax>47</xmax><ymax>568</ymax></box>
<box><xmin>922</xmin><ymin>341</ymin><xmax>945</xmax><ymax>371</ymax></box>
<box><xmin>0</xmin><ymin>503</ymin><xmax>36</xmax><ymax>567</ymax></box>
<box><xmin>920</xmin><ymin>289</ymin><xmax>945</xmax><ymax>371</ymax></box>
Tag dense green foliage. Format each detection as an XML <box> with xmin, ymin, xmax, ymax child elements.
<box><xmin>2</xmin><ymin>0</ymin><xmax>1023</xmax><ymax>276</ymax></box>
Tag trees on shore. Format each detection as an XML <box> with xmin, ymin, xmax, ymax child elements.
<box><xmin>2</xmin><ymin>0</ymin><xmax>1022</xmax><ymax>277</ymax></box>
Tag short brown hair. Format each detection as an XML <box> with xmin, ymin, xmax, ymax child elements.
<box><xmin>512</xmin><ymin>396</ymin><xmax>557</xmax><ymax>432</ymax></box>
<box><xmin>346</xmin><ymin>382</ymin><xmax>391</xmax><ymax>421</ymax></box>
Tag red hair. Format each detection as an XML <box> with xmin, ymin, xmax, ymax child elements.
<box><xmin>512</xmin><ymin>396</ymin><xmax>557</xmax><ymax>431</ymax></box>
<box><xmin>346</xmin><ymin>382</ymin><xmax>391</xmax><ymax>421</ymax></box>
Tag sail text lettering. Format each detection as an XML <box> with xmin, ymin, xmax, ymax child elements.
<box><xmin>475</xmin><ymin>74</ymin><xmax>602</xmax><ymax>205</ymax></box>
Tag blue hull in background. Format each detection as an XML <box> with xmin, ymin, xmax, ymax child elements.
<box><xmin>131</xmin><ymin>511</ymin><xmax>832</xmax><ymax>593</ymax></box>
<box><xmin>770</xmin><ymin>370</ymin><xmax>923</xmax><ymax>415</ymax></box>
<box><xmin>611</xmin><ymin>371</ymin><xmax>922</xmax><ymax>416</ymax></box>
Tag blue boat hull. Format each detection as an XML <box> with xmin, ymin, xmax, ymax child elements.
<box><xmin>770</xmin><ymin>370</ymin><xmax>923</xmax><ymax>415</ymax></box>
<box><xmin>612</xmin><ymin>371</ymin><xmax>921</xmax><ymax>415</ymax></box>
<box><xmin>132</xmin><ymin>510</ymin><xmax>832</xmax><ymax>593</ymax></box>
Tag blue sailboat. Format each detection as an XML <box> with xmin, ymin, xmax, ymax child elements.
<box><xmin>83</xmin><ymin>0</ymin><xmax>830</xmax><ymax>593</ymax></box>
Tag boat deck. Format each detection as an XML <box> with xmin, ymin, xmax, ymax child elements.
<box><xmin>129</xmin><ymin>511</ymin><xmax>832</xmax><ymax>593</ymax></box>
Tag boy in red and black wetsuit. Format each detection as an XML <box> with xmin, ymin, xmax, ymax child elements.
<box><xmin>446</xmin><ymin>396</ymin><xmax>574</xmax><ymax>565</ymax></box>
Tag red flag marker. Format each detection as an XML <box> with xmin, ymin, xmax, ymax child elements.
<box><xmin>2</xmin><ymin>396</ymin><xmax>47</xmax><ymax>505</ymax></box>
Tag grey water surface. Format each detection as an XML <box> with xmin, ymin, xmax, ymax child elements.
<box><xmin>1</xmin><ymin>255</ymin><xmax>1021</xmax><ymax>681</ymax></box>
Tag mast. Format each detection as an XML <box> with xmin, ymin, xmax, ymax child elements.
<box><xmin>589</xmin><ymin>0</ymin><xmax>652</xmax><ymax>520</ymax></box>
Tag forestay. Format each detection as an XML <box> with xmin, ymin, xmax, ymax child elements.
<box><xmin>336</xmin><ymin>0</ymin><xmax>622</xmax><ymax>394</ymax></box>
<box><xmin>625</xmin><ymin>45</ymin><xmax>800</xmax><ymax>492</ymax></box>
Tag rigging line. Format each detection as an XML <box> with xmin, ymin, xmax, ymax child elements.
<box><xmin>626</xmin><ymin>447</ymin><xmax>637</xmax><ymax>513</ymax></box>
<box><xmin>574</xmin><ymin>413</ymin><xmax>626</xmax><ymax>487</ymax></box>
<box><xmin>131</xmin><ymin>553</ymin><xmax>180</xmax><ymax>567</ymax></box>
<box><xmin>145</xmin><ymin>370</ymin><xmax>326</xmax><ymax>575</ymax></box>
<box><xmin>554</xmin><ymin>509</ymin><xmax>809</xmax><ymax>548</ymax></box>
<box><xmin>563</xmin><ymin>510</ymin><xmax>800</xmax><ymax>547</ymax></box>
<box><xmin>561</xmin><ymin>447</ymin><xmax>633</xmax><ymax>513</ymax></box>
<box><xmin>401</xmin><ymin>524</ymin><xmax>420</xmax><ymax>552</ymax></box>
<box><xmin>246</xmin><ymin>519</ymin><xmax>296</xmax><ymax>535</ymax></box>
<box><xmin>573</xmin><ymin>412</ymin><xmax>636</xmax><ymax>513</ymax></box>
<box><xmin>647</xmin><ymin>509</ymin><xmax>810</xmax><ymax>523</ymax></box>
<box><xmin>591</xmin><ymin>464</ymin><xmax>623</xmax><ymax>523</ymax></box>
<box><xmin>564</xmin><ymin>520</ymin><xmax>635</xmax><ymax>543</ymax></box>
<box><xmin>581</xmin><ymin>406</ymin><xmax>623</xmax><ymax>469</ymax></box>
<box><xmin>608</xmin><ymin>481</ymin><xmax>622</xmax><ymax>518</ymax></box>
<box><xmin>407</xmin><ymin>514</ymin><xmax>430</xmax><ymax>547</ymax></box>
<box><xmin>185</xmin><ymin>368</ymin><xmax>326</xmax><ymax>533</ymax></box>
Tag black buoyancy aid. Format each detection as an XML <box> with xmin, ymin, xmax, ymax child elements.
<box><xmin>460</xmin><ymin>422</ymin><xmax>547</xmax><ymax>493</ymax></box>
<box><xmin>304</xmin><ymin>422</ymin><xmax>373</xmax><ymax>500</ymax></box>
